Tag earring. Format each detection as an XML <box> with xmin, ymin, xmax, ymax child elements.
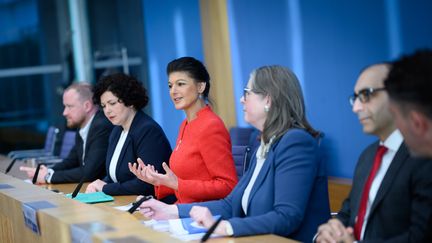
<box><xmin>198</xmin><ymin>93</ymin><xmax>203</xmax><ymax>99</ymax></box>
<box><xmin>264</xmin><ymin>105</ymin><xmax>270</xmax><ymax>112</ymax></box>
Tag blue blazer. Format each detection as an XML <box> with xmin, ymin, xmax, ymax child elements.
<box><xmin>102</xmin><ymin>110</ymin><xmax>172</xmax><ymax>196</ymax></box>
<box><xmin>178</xmin><ymin>129</ymin><xmax>330</xmax><ymax>242</ymax></box>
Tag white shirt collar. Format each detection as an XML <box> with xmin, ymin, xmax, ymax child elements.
<box><xmin>381</xmin><ymin>129</ymin><xmax>403</xmax><ymax>152</ymax></box>
<box><xmin>79</xmin><ymin>114</ymin><xmax>95</xmax><ymax>141</ymax></box>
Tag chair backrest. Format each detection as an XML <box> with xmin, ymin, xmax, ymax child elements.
<box><xmin>59</xmin><ymin>131</ymin><xmax>76</xmax><ymax>158</ymax></box>
<box><xmin>229</xmin><ymin>127</ymin><xmax>255</xmax><ymax>146</ymax></box>
<box><xmin>232</xmin><ymin>145</ymin><xmax>251</xmax><ymax>179</ymax></box>
<box><xmin>43</xmin><ymin>126</ymin><xmax>60</xmax><ymax>153</ymax></box>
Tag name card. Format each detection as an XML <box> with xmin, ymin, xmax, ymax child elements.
<box><xmin>103</xmin><ymin>236</ymin><xmax>149</xmax><ymax>243</ymax></box>
<box><xmin>22</xmin><ymin>200</ymin><xmax>56</xmax><ymax>234</ymax></box>
<box><xmin>70</xmin><ymin>222</ymin><xmax>115</xmax><ymax>243</ymax></box>
<box><xmin>0</xmin><ymin>183</ymin><xmax>14</xmax><ymax>189</ymax></box>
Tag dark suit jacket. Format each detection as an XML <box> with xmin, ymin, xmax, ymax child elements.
<box><xmin>337</xmin><ymin>141</ymin><xmax>432</xmax><ymax>242</ymax></box>
<box><xmin>51</xmin><ymin>110</ymin><xmax>113</xmax><ymax>183</ymax></box>
<box><xmin>102</xmin><ymin>110</ymin><xmax>172</xmax><ymax>196</ymax></box>
<box><xmin>179</xmin><ymin>129</ymin><xmax>330</xmax><ymax>242</ymax></box>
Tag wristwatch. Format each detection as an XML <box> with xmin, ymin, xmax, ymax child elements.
<box><xmin>45</xmin><ymin>169</ymin><xmax>54</xmax><ymax>183</ymax></box>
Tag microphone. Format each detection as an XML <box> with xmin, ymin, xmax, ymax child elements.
<box><xmin>5</xmin><ymin>159</ymin><xmax>17</xmax><ymax>174</ymax></box>
<box><xmin>201</xmin><ymin>216</ymin><xmax>223</xmax><ymax>242</ymax></box>
<box><xmin>32</xmin><ymin>163</ymin><xmax>43</xmax><ymax>184</ymax></box>
<box><xmin>71</xmin><ymin>161</ymin><xmax>96</xmax><ymax>198</ymax></box>
<box><xmin>71</xmin><ymin>176</ymin><xmax>85</xmax><ymax>198</ymax></box>
<box><xmin>127</xmin><ymin>195</ymin><xmax>153</xmax><ymax>214</ymax></box>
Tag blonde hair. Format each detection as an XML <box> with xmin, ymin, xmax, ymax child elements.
<box><xmin>251</xmin><ymin>65</ymin><xmax>319</xmax><ymax>143</ymax></box>
<box><xmin>65</xmin><ymin>82</ymin><xmax>93</xmax><ymax>103</ymax></box>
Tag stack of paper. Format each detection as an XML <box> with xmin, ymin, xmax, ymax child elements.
<box><xmin>141</xmin><ymin>217</ymin><xmax>221</xmax><ymax>242</ymax></box>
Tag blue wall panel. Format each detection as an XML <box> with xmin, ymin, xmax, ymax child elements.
<box><xmin>227</xmin><ymin>0</ymin><xmax>293</xmax><ymax>127</ymax></box>
<box><xmin>3</xmin><ymin>0</ymin><xmax>432</xmax><ymax>177</ymax></box>
<box><xmin>399</xmin><ymin>0</ymin><xmax>432</xmax><ymax>54</ymax></box>
<box><xmin>226</xmin><ymin>0</ymin><xmax>432</xmax><ymax>178</ymax></box>
<box><xmin>142</xmin><ymin>0</ymin><xmax>204</xmax><ymax>146</ymax></box>
<box><xmin>301</xmin><ymin>1</ymin><xmax>390</xmax><ymax>178</ymax></box>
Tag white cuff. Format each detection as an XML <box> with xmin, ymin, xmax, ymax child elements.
<box><xmin>45</xmin><ymin>169</ymin><xmax>54</xmax><ymax>183</ymax></box>
<box><xmin>225</xmin><ymin>221</ymin><xmax>234</xmax><ymax>236</ymax></box>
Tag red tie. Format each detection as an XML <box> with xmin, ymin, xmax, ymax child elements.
<box><xmin>354</xmin><ymin>145</ymin><xmax>388</xmax><ymax>240</ymax></box>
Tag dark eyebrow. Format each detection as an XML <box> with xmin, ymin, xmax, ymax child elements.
<box><xmin>356</xmin><ymin>87</ymin><xmax>384</xmax><ymax>94</ymax></box>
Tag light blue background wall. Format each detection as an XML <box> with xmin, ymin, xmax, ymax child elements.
<box><xmin>1</xmin><ymin>0</ymin><xmax>431</xmax><ymax>178</ymax></box>
<box><xmin>141</xmin><ymin>0</ymin><xmax>432</xmax><ymax>179</ymax></box>
<box><xmin>142</xmin><ymin>0</ymin><xmax>204</xmax><ymax>146</ymax></box>
<box><xmin>300</xmin><ymin>1</ymin><xmax>391</xmax><ymax>178</ymax></box>
<box><xmin>227</xmin><ymin>0</ymin><xmax>432</xmax><ymax>178</ymax></box>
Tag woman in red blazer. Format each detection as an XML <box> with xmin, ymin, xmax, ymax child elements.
<box><xmin>129</xmin><ymin>57</ymin><xmax>238</xmax><ymax>203</ymax></box>
<box><xmin>134</xmin><ymin>65</ymin><xmax>330</xmax><ymax>242</ymax></box>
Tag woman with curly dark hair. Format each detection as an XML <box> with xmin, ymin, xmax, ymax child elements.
<box><xmin>86</xmin><ymin>73</ymin><xmax>172</xmax><ymax>196</ymax></box>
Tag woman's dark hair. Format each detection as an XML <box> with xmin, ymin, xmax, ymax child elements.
<box><xmin>166</xmin><ymin>57</ymin><xmax>211</xmax><ymax>100</ymax></box>
<box><xmin>385</xmin><ymin>49</ymin><xmax>432</xmax><ymax>119</ymax></box>
<box><xmin>93</xmin><ymin>73</ymin><xmax>149</xmax><ymax>110</ymax></box>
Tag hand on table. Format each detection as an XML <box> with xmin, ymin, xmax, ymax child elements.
<box><xmin>189</xmin><ymin>206</ymin><xmax>230</xmax><ymax>236</ymax></box>
<box><xmin>85</xmin><ymin>179</ymin><xmax>106</xmax><ymax>193</ymax></box>
<box><xmin>137</xmin><ymin>197</ymin><xmax>179</xmax><ymax>220</ymax></box>
<box><xmin>316</xmin><ymin>218</ymin><xmax>355</xmax><ymax>243</ymax></box>
<box><xmin>19</xmin><ymin>165</ymin><xmax>48</xmax><ymax>184</ymax></box>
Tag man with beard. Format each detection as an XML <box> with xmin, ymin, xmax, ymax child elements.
<box><xmin>20</xmin><ymin>82</ymin><xmax>113</xmax><ymax>184</ymax></box>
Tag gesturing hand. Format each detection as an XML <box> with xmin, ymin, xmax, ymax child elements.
<box><xmin>129</xmin><ymin>158</ymin><xmax>158</xmax><ymax>185</ymax></box>
<box><xmin>129</xmin><ymin>159</ymin><xmax>178</xmax><ymax>190</ymax></box>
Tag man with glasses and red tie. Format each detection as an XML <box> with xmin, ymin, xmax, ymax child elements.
<box><xmin>314</xmin><ymin>63</ymin><xmax>432</xmax><ymax>243</ymax></box>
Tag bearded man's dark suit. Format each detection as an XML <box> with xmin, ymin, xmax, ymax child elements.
<box><xmin>50</xmin><ymin>110</ymin><xmax>113</xmax><ymax>183</ymax></box>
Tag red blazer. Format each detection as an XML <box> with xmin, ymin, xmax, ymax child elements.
<box><xmin>156</xmin><ymin>106</ymin><xmax>238</xmax><ymax>203</ymax></box>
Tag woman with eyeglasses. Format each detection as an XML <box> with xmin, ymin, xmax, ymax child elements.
<box><xmin>134</xmin><ymin>65</ymin><xmax>330</xmax><ymax>242</ymax></box>
<box><xmin>129</xmin><ymin>57</ymin><xmax>238</xmax><ymax>204</ymax></box>
<box><xmin>85</xmin><ymin>73</ymin><xmax>172</xmax><ymax>196</ymax></box>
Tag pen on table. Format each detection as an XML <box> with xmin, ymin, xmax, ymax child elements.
<box><xmin>71</xmin><ymin>178</ymin><xmax>85</xmax><ymax>198</ymax></box>
<box><xmin>71</xmin><ymin>163</ymin><xmax>96</xmax><ymax>198</ymax></box>
<box><xmin>32</xmin><ymin>163</ymin><xmax>43</xmax><ymax>184</ymax></box>
<box><xmin>201</xmin><ymin>216</ymin><xmax>223</xmax><ymax>242</ymax></box>
<box><xmin>5</xmin><ymin>158</ymin><xmax>17</xmax><ymax>174</ymax></box>
<box><xmin>128</xmin><ymin>195</ymin><xmax>153</xmax><ymax>214</ymax></box>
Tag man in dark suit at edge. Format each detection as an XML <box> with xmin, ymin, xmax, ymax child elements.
<box><xmin>20</xmin><ymin>82</ymin><xmax>113</xmax><ymax>184</ymax></box>
<box><xmin>384</xmin><ymin>49</ymin><xmax>432</xmax><ymax>243</ymax></box>
<box><xmin>315</xmin><ymin>63</ymin><xmax>432</xmax><ymax>242</ymax></box>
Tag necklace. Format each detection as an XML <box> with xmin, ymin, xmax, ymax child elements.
<box><xmin>257</xmin><ymin>135</ymin><xmax>276</xmax><ymax>159</ymax></box>
<box><xmin>176</xmin><ymin>122</ymin><xmax>188</xmax><ymax>151</ymax></box>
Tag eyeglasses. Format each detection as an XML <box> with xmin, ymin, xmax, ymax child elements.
<box><xmin>349</xmin><ymin>87</ymin><xmax>386</xmax><ymax>106</ymax></box>
<box><xmin>243</xmin><ymin>87</ymin><xmax>253</xmax><ymax>100</ymax></box>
